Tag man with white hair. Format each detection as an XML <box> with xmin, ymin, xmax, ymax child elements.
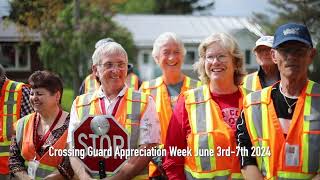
<box><xmin>79</xmin><ymin>38</ymin><xmax>141</xmax><ymax>95</ymax></box>
<box><xmin>68</xmin><ymin>42</ymin><xmax>160</xmax><ymax>179</ymax></box>
<box><xmin>242</xmin><ymin>36</ymin><xmax>280</xmax><ymax>95</ymax></box>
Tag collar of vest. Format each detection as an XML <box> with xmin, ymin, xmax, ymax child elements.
<box><xmin>243</xmin><ymin>80</ymin><xmax>320</xmax><ymax>107</ymax></box>
<box><xmin>142</xmin><ymin>76</ymin><xmax>164</xmax><ymax>89</ymax></box>
<box><xmin>76</xmin><ymin>88</ymin><xmax>147</xmax><ymax>107</ymax></box>
<box><xmin>185</xmin><ymin>84</ymin><xmax>246</xmax><ymax>105</ymax></box>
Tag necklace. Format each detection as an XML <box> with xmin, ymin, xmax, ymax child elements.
<box><xmin>279</xmin><ymin>84</ymin><xmax>298</xmax><ymax>114</ymax></box>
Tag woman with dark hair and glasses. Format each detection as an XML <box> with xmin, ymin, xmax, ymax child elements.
<box><xmin>9</xmin><ymin>71</ymin><xmax>73</xmax><ymax>180</ymax></box>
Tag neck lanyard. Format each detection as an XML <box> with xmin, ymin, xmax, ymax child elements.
<box><xmin>35</xmin><ymin>109</ymin><xmax>62</xmax><ymax>153</ymax></box>
<box><xmin>99</xmin><ymin>96</ymin><xmax>122</xmax><ymax>116</ymax></box>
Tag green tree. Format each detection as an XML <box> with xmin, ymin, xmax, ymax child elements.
<box><xmin>253</xmin><ymin>0</ymin><xmax>320</xmax><ymax>83</ymax></box>
<box><xmin>37</xmin><ymin>1</ymin><xmax>135</xmax><ymax>95</ymax></box>
<box><xmin>8</xmin><ymin>0</ymin><xmax>70</xmax><ymax>31</ymax></box>
<box><xmin>8</xmin><ymin>0</ymin><xmax>135</xmax><ymax>95</ymax></box>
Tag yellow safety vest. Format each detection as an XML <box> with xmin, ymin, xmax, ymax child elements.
<box><xmin>15</xmin><ymin>112</ymin><xmax>69</xmax><ymax>179</ymax></box>
<box><xmin>84</xmin><ymin>74</ymin><xmax>100</xmax><ymax>94</ymax></box>
<box><xmin>126</xmin><ymin>73</ymin><xmax>139</xmax><ymax>90</ymax></box>
<box><xmin>0</xmin><ymin>79</ymin><xmax>24</xmax><ymax>174</ymax></box>
<box><xmin>75</xmin><ymin>88</ymin><xmax>149</xmax><ymax>179</ymax></box>
<box><xmin>242</xmin><ymin>72</ymin><xmax>262</xmax><ymax>96</ymax></box>
<box><xmin>184</xmin><ymin>85</ymin><xmax>244</xmax><ymax>180</ymax></box>
<box><xmin>243</xmin><ymin>80</ymin><xmax>320</xmax><ymax>179</ymax></box>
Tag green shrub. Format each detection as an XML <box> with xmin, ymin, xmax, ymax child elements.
<box><xmin>61</xmin><ymin>88</ymin><xmax>74</xmax><ymax>112</ymax></box>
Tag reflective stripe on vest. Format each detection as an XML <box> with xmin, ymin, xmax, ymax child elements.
<box><xmin>126</xmin><ymin>73</ymin><xmax>139</xmax><ymax>90</ymax></box>
<box><xmin>24</xmin><ymin>161</ymin><xmax>56</xmax><ymax>180</ymax></box>
<box><xmin>244</xmin><ymin>80</ymin><xmax>320</xmax><ymax>179</ymax></box>
<box><xmin>242</xmin><ymin>72</ymin><xmax>261</xmax><ymax>96</ymax></box>
<box><xmin>184</xmin><ymin>85</ymin><xmax>243</xmax><ymax>179</ymax></box>
<box><xmin>140</xmin><ymin>76</ymin><xmax>201</xmax><ymax>143</ymax></box>
<box><xmin>16</xmin><ymin>112</ymin><xmax>69</xmax><ymax>179</ymax></box>
<box><xmin>0</xmin><ymin>79</ymin><xmax>23</xmax><ymax>156</ymax></box>
<box><xmin>84</xmin><ymin>74</ymin><xmax>99</xmax><ymax>94</ymax></box>
<box><xmin>75</xmin><ymin>88</ymin><xmax>149</xmax><ymax>178</ymax></box>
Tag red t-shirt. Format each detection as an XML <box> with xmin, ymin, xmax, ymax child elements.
<box><xmin>163</xmin><ymin>90</ymin><xmax>241</xmax><ymax>180</ymax></box>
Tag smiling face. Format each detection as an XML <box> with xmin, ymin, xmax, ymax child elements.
<box><xmin>94</xmin><ymin>52</ymin><xmax>128</xmax><ymax>95</ymax></box>
<box><xmin>204</xmin><ymin>43</ymin><xmax>235</xmax><ymax>84</ymax></box>
<box><xmin>30</xmin><ymin>88</ymin><xmax>60</xmax><ymax>114</ymax></box>
<box><xmin>155</xmin><ymin>38</ymin><xmax>184</xmax><ymax>75</ymax></box>
<box><xmin>272</xmin><ymin>41</ymin><xmax>315</xmax><ymax>80</ymax></box>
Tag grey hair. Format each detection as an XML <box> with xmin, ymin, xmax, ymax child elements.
<box><xmin>151</xmin><ymin>32</ymin><xmax>186</xmax><ymax>62</ymax></box>
<box><xmin>193</xmin><ymin>33</ymin><xmax>246</xmax><ymax>85</ymax></box>
<box><xmin>92</xmin><ymin>42</ymin><xmax>128</xmax><ymax>65</ymax></box>
<box><xmin>0</xmin><ymin>64</ymin><xmax>5</xmax><ymax>78</ymax></box>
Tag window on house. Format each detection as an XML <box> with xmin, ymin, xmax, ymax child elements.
<box><xmin>143</xmin><ymin>53</ymin><xmax>149</xmax><ymax>64</ymax></box>
<box><xmin>185</xmin><ymin>51</ymin><xmax>196</xmax><ymax>65</ymax></box>
<box><xmin>0</xmin><ymin>43</ymin><xmax>31</xmax><ymax>71</ymax></box>
<box><xmin>245</xmin><ymin>49</ymin><xmax>251</xmax><ymax>65</ymax></box>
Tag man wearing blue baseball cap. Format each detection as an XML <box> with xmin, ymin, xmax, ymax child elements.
<box><xmin>237</xmin><ymin>23</ymin><xmax>320</xmax><ymax>179</ymax></box>
<box><xmin>242</xmin><ymin>35</ymin><xmax>280</xmax><ymax>95</ymax></box>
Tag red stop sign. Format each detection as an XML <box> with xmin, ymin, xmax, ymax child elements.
<box><xmin>73</xmin><ymin>115</ymin><xmax>129</xmax><ymax>174</ymax></box>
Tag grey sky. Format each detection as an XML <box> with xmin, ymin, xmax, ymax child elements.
<box><xmin>210</xmin><ymin>0</ymin><xmax>273</xmax><ymax>17</ymax></box>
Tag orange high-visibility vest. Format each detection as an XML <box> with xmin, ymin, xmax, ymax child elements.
<box><xmin>242</xmin><ymin>72</ymin><xmax>262</xmax><ymax>96</ymax></box>
<box><xmin>75</xmin><ymin>88</ymin><xmax>149</xmax><ymax>179</ymax></box>
<box><xmin>140</xmin><ymin>76</ymin><xmax>201</xmax><ymax>144</ymax></box>
<box><xmin>0</xmin><ymin>79</ymin><xmax>24</xmax><ymax>174</ymax></box>
<box><xmin>84</xmin><ymin>74</ymin><xmax>100</xmax><ymax>94</ymax></box>
<box><xmin>141</xmin><ymin>76</ymin><xmax>201</xmax><ymax>177</ymax></box>
<box><xmin>243</xmin><ymin>80</ymin><xmax>320</xmax><ymax>179</ymax></box>
<box><xmin>126</xmin><ymin>73</ymin><xmax>139</xmax><ymax>90</ymax></box>
<box><xmin>15</xmin><ymin>112</ymin><xmax>69</xmax><ymax>179</ymax></box>
<box><xmin>184</xmin><ymin>85</ymin><xmax>244</xmax><ymax>179</ymax></box>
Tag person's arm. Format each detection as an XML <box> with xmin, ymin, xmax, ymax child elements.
<box><xmin>43</xmin><ymin>170</ymin><xmax>65</xmax><ymax>180</ymax></box>
<box><xmin>163</xmin><ymin>97</ymin><xmax>189</xmax><ymax>180</ymax></box>
<box><xmin>68</xmin><ymin>100</ymin><xmax>94</xmax><ymax>180</ymax></box>
<box><xmin>110</xmin><ymin>96</ymin><xmax>160</xmax><ymax>180</ymax></box>
<box><xmin>236</xmin><ymin>111</ymin><xmax>263</xmax><ymax>179</ymax></box>
<box><xmin>109</xmin><ymin>144</ymin><xmax>157</xmax><ymax>180</ymax></box>
<box><xmin>9</xmin><ymin>136</ymin><xmax>30</xmax><ymax>180</ymax></box>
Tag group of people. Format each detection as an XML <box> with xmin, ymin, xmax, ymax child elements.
<box><xmin>0</xmin><ymin>22</ymin><xmax>319</xmax><ymax>180</ymax></box>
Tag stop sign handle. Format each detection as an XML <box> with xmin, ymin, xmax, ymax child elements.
<box><xmin>99</xmin><ymin>159</ymin><xmax>106</xmax><ymax>179</ymax></box>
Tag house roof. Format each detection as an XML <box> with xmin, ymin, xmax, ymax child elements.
<box><xmin>113</xmin><ymin>14</ymin><xmax>265</xmax><ymax>47</ymax></box>
<box><xmin>0</xmin><ymin>20</ymin><xmax>41</xmax><ymax>42</ymax></box>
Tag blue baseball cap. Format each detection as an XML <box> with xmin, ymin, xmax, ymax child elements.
<box><xmin>273</xmin><ymin>23</ymin><xmax>313</xmax><ymax>48</ymax></box>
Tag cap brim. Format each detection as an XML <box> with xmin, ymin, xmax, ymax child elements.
<box><xmin>272</xmin><ymin>37</ymin><xmax>312</xmax><ymax>48</ymax></box>
<box><xmin>254</xmin><ymin>42</ymin><xmax>273</xmax><ymax>51</ymax></box>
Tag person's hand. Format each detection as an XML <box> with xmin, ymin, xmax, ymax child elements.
<box><xmin>11</xmin><ymin>171</ymin><xmax>32</xmax><ymax>180</ymax></box>
<box><xmin>312</xmin><ymin>174</ymin><xmax>320</xmax><ymax>180</ymax></box>
<box><xmin>43</xmin><ymin>172</ymin><xmax>64</xmax><ymax>180</ymax></box>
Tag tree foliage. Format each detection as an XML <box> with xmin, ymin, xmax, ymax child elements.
<box><xmin>8</xmin><ymin>0</ymin><xmax>70</xmax><ymax>31</ymax></box>
<box><xmin>113</xmin><ymin>0</ymin><xmax>214</xmax><ymax>14</ymax></box>
<box><xmin>8</xmin><ymin>0</ymin><xmax>135</xmax><ymax>93</ymax></box>
<box><xmin>253</xmin><ymin>0</ymin><xmax>320</xmax><ymax>83</ymax></box>
<box><xmin>37</xmin><ymin>1</ymin><xmax>135</xmax><ymax>91</ymax></box>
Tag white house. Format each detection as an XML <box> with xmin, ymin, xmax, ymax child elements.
<box><xmin>113</xmin><ymin>14</ymin><xmax>265</xmax><ymax>80</ymax></box>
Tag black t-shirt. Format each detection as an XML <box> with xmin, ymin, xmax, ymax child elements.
<box><xmin>236</xmin><ymin>83</ymin><xmax>298</xmax><ymax>167</ymax></box>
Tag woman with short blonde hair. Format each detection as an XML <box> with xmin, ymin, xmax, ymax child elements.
<box><xmin>164</xmin><ymin>32</ymin><xmax>247</xmax><ymax>179</ymax></box>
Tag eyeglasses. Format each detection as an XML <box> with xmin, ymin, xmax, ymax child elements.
<box><xmin>98</xmin><ymin>62</ymin><xmax>127</xmax><ymax>70</ymax></box>
<box><xmin>275</xmin><ymin>46</ymin><xmax>311</xmax><ymax>57</ymax></box>
<box><xmin>205</xmin><ymin>54</ymin><xmax>229</xmax><ymax>63</ymax></box>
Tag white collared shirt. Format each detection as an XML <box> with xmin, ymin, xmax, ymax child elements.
<box><xmin>67</xmin><ymin>85</ymin><xmax>160</xmax><ymax>146</ymax></box>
